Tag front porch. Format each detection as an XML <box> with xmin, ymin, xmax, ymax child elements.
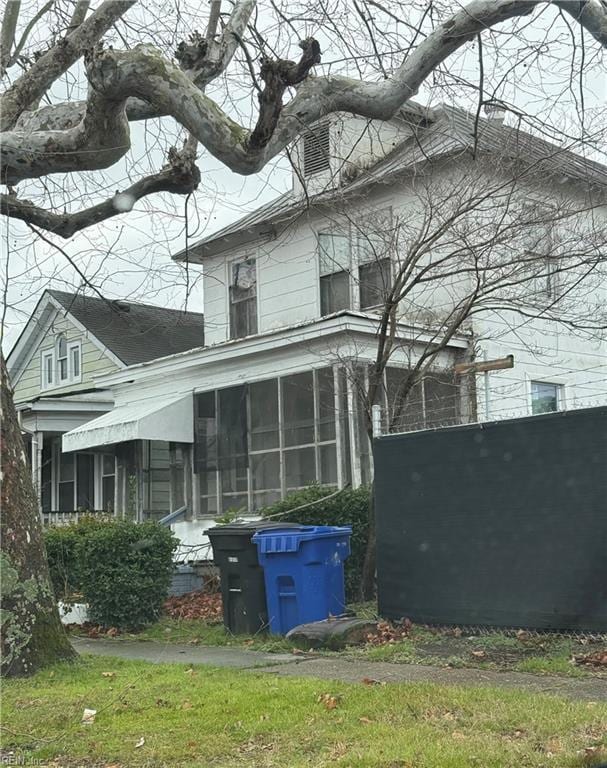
<box><xmin>60</xmin><ymin>364</ymin><xmax>470</xmax><ymax>528</ymax></box>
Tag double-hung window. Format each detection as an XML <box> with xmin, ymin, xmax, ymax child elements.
<box><xmin>319</xmin><ymin>233</ymin><xmax>351</xmax><ymax>316</ymax></box>
<box><xmin>229</xmin><ymin>258</ymin><xmax>258</xmax><ymax>339</ymax></box>
<box><xmin>57</xmin><ymin>335</ymin><xmax>69</xmax><ymax>382</ymax></box>
<box><xmin>41</xmin><ymin>350</ymin><xmax>54</xmax><ymax>389</ymax></box>
<box><xmin>356</xmin><ymin>215</ymin><xmax>392</xmax><ymax>310</ymax></box>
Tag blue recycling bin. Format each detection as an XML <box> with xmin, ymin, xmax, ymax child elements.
<box><xmin>252</xmin><ymin>525</ymin><xmax>352</xmax><ymax>635</ymax></box>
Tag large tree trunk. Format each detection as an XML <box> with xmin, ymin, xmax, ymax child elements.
<box><xmin>0</xmin><ymin>355</ymin><xmax>75</xmax><ymax>676</ymax></box>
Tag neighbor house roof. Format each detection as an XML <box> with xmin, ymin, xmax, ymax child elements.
<box><xmin>47</xmin><ymin>290</ymin><xmax>205</xmax><ymax>365</ymax></box>
<box><xmin>176</xmin><ymin>103</ymin><xmax>607</xmax><ymax>262</ymax></box>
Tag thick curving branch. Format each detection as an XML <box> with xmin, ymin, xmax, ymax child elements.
<box><xmin>556</xmin><ymin>0</ymin><xmax>607</xmax><ymax>45</ymax></box>
<box><xmin>13</xmin><ymin>0</ymin><xmax>255</xmax><ymax>132</ymax></box>
<box><xmin>1</xmin><ymin>0</ymin><xmax>606</xmax><ymax>230</ymax></box>
<box><xmin>0</xmin><ymin>0</ymin><xmax>135</xmax><ymax>131</ymax></box>
<box><xmin>249</xmin><ymin>37</ymin><xmax>321</xmax><ymax>150</ymax></box>
<box><xmin>0</xmin><ymin>144</ymin><xmax>200</xmax><ymax>238</ymax></box>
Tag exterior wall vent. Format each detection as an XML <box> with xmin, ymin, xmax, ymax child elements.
<box><xmin>303</xmin><ymin>122</ymin><xmax>331</xmax><ymax>177</ymax></box>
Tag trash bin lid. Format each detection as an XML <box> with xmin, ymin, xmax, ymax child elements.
<box><xmin>252</xmin><ymin>525</ymin><xmax>352</xmax><ymax>553</ymax></box>
<box><xmin>204</xmin><ymin>521</ymin><xmax>303</xmax><ymax>538</ymax></box>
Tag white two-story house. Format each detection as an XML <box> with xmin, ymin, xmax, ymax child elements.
<box><xmin>59</xmin><ymin>102</ymin><xmax>607</xmax><ymax>532</ymax></box>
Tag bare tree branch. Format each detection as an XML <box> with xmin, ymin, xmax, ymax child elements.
<box><xmin>67</xmin><ymin>0</ymin><xmax>90</xmax><ymax>32</ymax></box>
<box><xmin>0</xmin><ymin>144</ymin><xmax>200</xmax><ymax>238</ymax></box>
<box><xmin>0</xmin><ymin>0</ymin><xmax>135</xmax><ymax>131</ymax></box>
<box><xmin>0</xmin><ymin>0</ymin><xmax>21</xmax><ymax>74</ymax></box>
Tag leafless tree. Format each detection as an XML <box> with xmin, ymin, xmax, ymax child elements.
<box><xmin>1</xmin><ymin>0</ymin><xmax>606</xmax><ymax>671</ymax></box>
<box><xmin>317</xmin><ymin>157</ymin><xmax>607</xmax><ymax>596</ymax></box>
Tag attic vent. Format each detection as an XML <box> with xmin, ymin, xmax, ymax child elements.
<box><xmin>303</xmin><ymin>122</ymin><xmax>330</xmax><ymax>177</ymax></box>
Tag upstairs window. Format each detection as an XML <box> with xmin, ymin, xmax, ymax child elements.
<box><xmin>57</xmin><ymin>335</ymin><xmax>68</xmax><ymax>382</ymax></box>
<box><xmin>319</xmin><ymin>233</ymin><xmax>351</xmax><ymax>316</ymax></box>
<box><xmin>229</xmin><ymin>258</ymin><xmax>258</xmax><ymax>339</ymax></box>
<box><xmin>359</xmin><ymin>260</ymin><xmax>391</xmax><ymax>309</ymax></box>
<box><xmin>531</xmin><ymin>381</ymin><xmax>561</xmax><ymax>415</ymax></box>
<box><xmin>303</xmin><ymin>122</ymin><xmax>330</xmax><ymax>177</ymax></box>
<box><xmin>40</xmin><ymin>336</ymin><xmax>82</xmax><ymax>390</ymax></box>
<box><xmin>41</xmin><ymin>350</ymin><xmax>54</xmax><ymax>389</ymax></box>
<box><xmin>356</xmin><ymin>214</ymin><xmax>392</xmax><ymax>310</ymax></box>
<box><xmin>524</xmin><ymin>212</ymin><xmax>559</xmax><ymax>301</ymax></box>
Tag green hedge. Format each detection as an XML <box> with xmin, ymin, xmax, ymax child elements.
<box><xmin>45</xmin><ymin>516</ymin><xmax>106</xmax><ymax>601</ymax></box>
<box><xmin>260</xmin><ymin>485</ymin><xmax>371</xmax><ymax>600</ymax></box>
<box><xmin>45</xmin><ymin>519</ymin><xmax>177</xmax><ymax>629</ymax></box>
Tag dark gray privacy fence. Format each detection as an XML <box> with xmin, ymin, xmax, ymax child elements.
<box><xmin>374</xmin><ymin>407</ymin><xmax>607</xmax><ymax>632</ymax></box>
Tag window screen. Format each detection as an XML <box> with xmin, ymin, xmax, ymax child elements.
<box><xmin>194</xmin><ymin>392</ymin><xmax>218</xmax><ymax>472</ymax></box>
<box><xmin>282</xmin><ymin>372</ymin><xmax>315</xmax><ymax>446</ymax></box>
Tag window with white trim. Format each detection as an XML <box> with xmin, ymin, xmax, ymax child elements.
<box><xmin>229</xmin><ymin>258</ymin><xmax>258</xmax><ymax>339</ymax></box>
<box><xmin>531</xmin><ymin>381</ymin><xmax>561</xmax><ymax>415</ymax></box>
<box><xmin>57</xmin><ymin>334</ymin><xmax>68</xmax><ymax>382</ymax></box>
<box><xmin>41</xmin><ymin>349</ymin><xmax>54</xmax><ymax>389</ymax></box>
<box><xmin>69</xmin><ymin>342</ymin><xmax>81</xmax><ymax>380</ymax></box>
<box><xmin>40</xmin><ymin>337</ymin><xmax>82</xmax><ymax>389</ymax></box>
<box><xmin>356</xmin><ymin>212</ymin><xmax>393</xmax><ymax>310</ymax></box>
<box><xmin>319</xmin><ymin>233</ymin><xmax>351</xmax><ymax>315</ymax></box>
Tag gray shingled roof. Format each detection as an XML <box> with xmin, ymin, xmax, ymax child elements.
<box><xmin>49</xmin><ymin>290</ymin><xmax>204</xmax><ymax>365</ymax></box>
<box><xmin>176</xmin><ymin>103</ymin><xmax>607</xmax><ymax>262</ymax></box>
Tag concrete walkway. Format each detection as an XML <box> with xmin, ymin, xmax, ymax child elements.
<box><xmin>71</xmin><ymin>638</ymin><xmax>607</xmax><ymax>702</ymax></box>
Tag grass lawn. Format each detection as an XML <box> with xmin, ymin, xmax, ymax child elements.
<box><xmin>2</xmin><ymin>656</ymin><xmax>606</xmax><ymax>768</ymax></box>
<box><xmin>79</xmin><ymin>612</ymin><xmax>607</xmax><ymax>680</ymax></box>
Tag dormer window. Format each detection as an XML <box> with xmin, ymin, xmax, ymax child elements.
<box><xmin>303</xmin><ymin>122</ymin><xmax>330</xmax><ymax>177</ymax></box>
<box><xmin>40</xmin><ymin>335</ymin><xmax>82</xmax><ymax>390</ymax></box>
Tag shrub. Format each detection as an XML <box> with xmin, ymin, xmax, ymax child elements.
<box><xmin>45</xmin><ymin>519</ymin><xmax>177</xmax><ymax>629</ymax></box>
<box><xmin>44</xmin><ymin>516</ymin><xmax>106</xmax><ymax>601</ymax></box>
<box><xmin>77</xmin><ymin>520</ymin><xmax>177</xmax><ymax>629</ymax></box>
<box><xmin>260</xmin><ymin>485</ymin><xmax>371</xmax><ymax>600</ymax></box>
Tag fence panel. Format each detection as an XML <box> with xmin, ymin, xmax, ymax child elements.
<box><xmin>374</xmin><ymin>406</ymin><xmax>607</xmax><ymax>631</ymax></box>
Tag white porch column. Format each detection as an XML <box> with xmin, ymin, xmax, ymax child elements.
<box><xmin>33</xmin><ymin>431</ymin><xmax>43</xmax><ymax>516</ymax></box>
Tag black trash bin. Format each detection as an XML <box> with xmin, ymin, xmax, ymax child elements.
<box><xmin>206</xmin><ymin>522</ymin><xmax>300</xmax><ymax>635</ymax></box>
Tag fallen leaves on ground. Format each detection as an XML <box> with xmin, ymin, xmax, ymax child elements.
<box><xmin>134</xmin><ymin>737</ymin><xmax>145</xmax><ymax>749</ymax></box>
<box><xmin>365</xmin><ymin>619</ymin><xmax>412</xmax><ymax>646</ymax></box>
<box><xmin>163</xmin><ymin>590</ymin><xmax>223</xmax><ymax>622</ymax></box>
<box><xmin>318</xmin><ymin>693</ymin><xmax>341</xmax><ymax>710</ymax></box>
<box><xmin>470</xmin><ymin>650</ymin><xmax>488</xmax><ymax>659</ymax></box>
<box><xmin>572</xmin><ymin>649</ymin><xmax>607</xmax><ymax>667</ymax></box>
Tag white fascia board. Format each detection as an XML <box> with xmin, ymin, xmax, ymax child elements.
<box><xmin>6</xmin><ymin>299</ymin><xmax>57</xmax><ymax>386</ymax></box>
<box><xmin>94</xmin><ymin>313</ymin><xmax>470</xmax><ymax>390</ymax></box>
<box><xmin>47</xmin><ymin>295</ymin><xmax>125</xmax><ymax>369</ymax></box>
<box><xmin>24</xmin><ymin>398</ymin><xmax>114</xmax><ymax>414</ymax></box>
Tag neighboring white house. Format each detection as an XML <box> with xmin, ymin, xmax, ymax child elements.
<box><xmin>7</xmin><ymin>289</ymin><xmax>204</xmax><ymax>522</ymax></box>
<box><xmin>58</xmin><ymin>102</ymin><xmax>606</xmax><ymax>535</ymax></box>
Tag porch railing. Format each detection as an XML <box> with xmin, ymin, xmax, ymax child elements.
<box><xmin>41</xmin><ymin>509</ymin><xmax>113</xmax><ymax>527</ymax></box>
